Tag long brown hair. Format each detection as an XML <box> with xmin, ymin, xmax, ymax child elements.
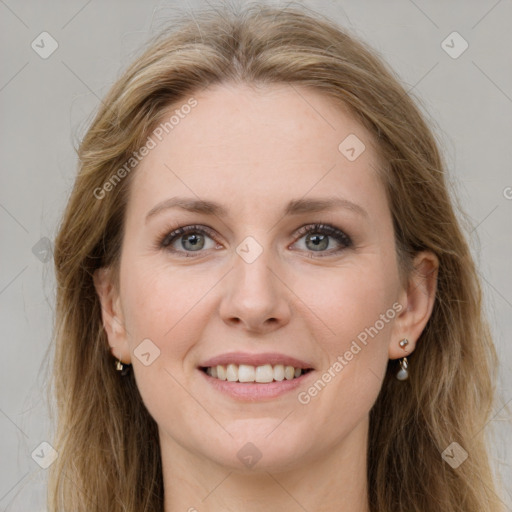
<box><xmin>47</xmin><ymin>2</ymin><xmax>507</xmax><ymax>510</ymax></box>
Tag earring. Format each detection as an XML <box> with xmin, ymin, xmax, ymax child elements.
<box><xmin>396</xmin><ymin>357</ymin><xmax>409</xmax><ymax>381</ymax></box>
<box><xmin>399</xmin><ymin>338</ymin><xmax>409</xmax><ymax>350</ymax></box>
<box><xmin>396</xmin><ymin>338</ymin><xmax>410</xmax><ymax>381</ymax></box>
<box><xmin>115</xmin><ymin>359</ymin><xmax>131</xmax><ymax>376</ymax></box>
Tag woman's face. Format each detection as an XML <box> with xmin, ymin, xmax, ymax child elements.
<box><xmin>98</xmin><ymin>82</ymin><xmax>429</xmax><ymax>472</ymax></box>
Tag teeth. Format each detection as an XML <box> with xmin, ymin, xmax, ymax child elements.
<box><xmin>217</xmin><ymin>364</ymin><xmax>227</xmax><ymax>380</ymax></box>
<box><xmin>284</xmin><ymin>365</ymin><xmax>295</xmax><ymax>380</ymax></box>
<box><xmin>238</xmin><ymin>364</ymin><xmax>255</xmax><ymax>382</ymax></box>
<box><xmin>205</xmin><ymin>363</ymin><xmax>309</xmax><ymax>383</ymax></box>
<box><xmin>255</xmin><ymin>364</ymin><xmax>273</xmax><ymax>383</ymax></box>
<box><xmin>273</xmin><ymin>364</ymin><xmax>285</xmax><ymax>381</ymax></box>
<box><xmin>226</xmin><ymin>363</ymin><xmax>238</xmax><ymax>382</ymax></box>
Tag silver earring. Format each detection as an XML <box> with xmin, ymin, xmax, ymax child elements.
<box><xmin>396</xmin><ymin>338</ymin><xmax>410</xmax><ymax>380</ymax></box>
<box><xmin>396</xmin><ymin>357</ymin><xmax>409</xmax><ymax>381</ymax></box>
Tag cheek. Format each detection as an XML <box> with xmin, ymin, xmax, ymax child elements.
<box><xmin>122</xmin><ymin>272</ymin><xmax>173</xmax><ymax>342</ymax></box>
<box><xmin>119</xmin><ymin>265</ymin><xmax>206</xmax><ymax>423</ymax></box>
<box><xmin>293</xmin><ymin>267</ymin><xmax>398</xmax><ymax>438</ymax></box>
<box><xmin>295</xmin><ymin>258</ymin><xmax>399</xmax><ymax>352</ymax></box>
<box><xmin>120</xmin><ymin>261</ymin><xmax>220</xmax><ymax>359</ymax></box>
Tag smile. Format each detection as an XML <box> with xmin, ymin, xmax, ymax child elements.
<box><xmin>201</xmin><ymin>363</ymin><xmax>313</xmax><ymax>383</ymax></box>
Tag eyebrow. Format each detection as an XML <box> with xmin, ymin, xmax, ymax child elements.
<box><xmin>145</xmin><ymin>196</ymin><xmax>368</xmax><ymax>223</ymax></box>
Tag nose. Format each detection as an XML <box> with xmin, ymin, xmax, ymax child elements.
<box><xmin>219</xmin><ymin>246</ymin><xmax>292</xmax><ymax>334</ymax></box>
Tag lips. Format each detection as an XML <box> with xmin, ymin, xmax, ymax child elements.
<box><xmin>199</xmin><ymin>351</ymin><xmax>315</xmax><ymax>370</ymax></box>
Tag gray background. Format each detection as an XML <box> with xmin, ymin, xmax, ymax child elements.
<box><xmin>0</xmin><ymin>0</ymin><xmax>511</xmax><ymax>510</ymax></box>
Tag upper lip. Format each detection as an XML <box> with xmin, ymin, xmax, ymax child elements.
<box><xmin>200</xmin><ymin>352</ymin><xmax>315</xmax><ymax>369</ymax></box>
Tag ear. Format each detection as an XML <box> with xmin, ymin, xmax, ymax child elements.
<box><xmin>93</xmin><ymin>267</ymin><xmax>131</xmax><ymax>364</ymax></box>
<box><xmin>389</xmin><ymin>250</ymin><xmax>439</xmax><ymax>359</ymax></box>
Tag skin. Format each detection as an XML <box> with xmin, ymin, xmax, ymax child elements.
<box><xmin>94</xmin><ymin>82</ymin><xmax>438</xmax><ymax>512</ymax></box>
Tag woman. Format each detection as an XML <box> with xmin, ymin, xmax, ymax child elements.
<box><xmin>48</xmin><ymin>3</ymin><xmax>507</xmax><ymax>511</ymax></box>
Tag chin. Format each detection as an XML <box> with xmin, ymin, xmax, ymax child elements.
<box><xmin>202</xmin><ymin>427</ymin><xmax>311</xmax><ymax>473</ymax></box>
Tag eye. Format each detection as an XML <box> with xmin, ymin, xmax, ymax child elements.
<box><xmin>157</xmin><ymin>222</ymin><xmax>353</xmax><ymax>258</ymax></box>
<box><xmin>158</xmin><ymin>224</ymin><xmax>220</xmax><ymax>256</ymax></box>
<box><xmin>292</xmin><ymin>223</ymin><xmax>352</xmax><ymax>257</ymax></box>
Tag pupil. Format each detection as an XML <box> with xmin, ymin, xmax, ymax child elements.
<box><xmin>308</xmin><ymin>233</ymin><xmax>328</xmax><ymax>251</ymax></box>
<box><xmin>183</xmin><ymin>234</ymin><xmax>204</xmax><ymax>250</ymax></box>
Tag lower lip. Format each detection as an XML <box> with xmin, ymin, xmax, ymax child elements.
<box><xmin>198</xmin><ymin>368</ymin><xmax>314</xmax><ymax>401</ymax></box>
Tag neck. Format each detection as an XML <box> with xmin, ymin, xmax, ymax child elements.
<box><xmin>161</xmin><ymin>417</ymin><xmax>370</xmax><ymax>512</ymax></box>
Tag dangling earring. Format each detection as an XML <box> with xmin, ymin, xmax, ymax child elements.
<box><xmin>396</xmin><ymin>357</ymin><xmax>409</xmax><ymax>381</ymax></box>
<box><xmin>115</xmin><ymin>359</ymin><xmax>131</xmax><ymax>376</ymax></box>
<box><xmin>396</xmin><ymin>338</ymin><xmax>409</xmax><ymax>381</ymax></box>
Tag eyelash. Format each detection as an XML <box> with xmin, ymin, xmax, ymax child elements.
<box><xmin>157</xmin><ymin>223</ymin><xmax>353</xmax><ymax>258</ymax></box>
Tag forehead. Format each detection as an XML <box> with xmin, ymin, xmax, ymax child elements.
<box><xmin>128</xmin><ymin>82</ymin><xmax>386</xmax><ymax>220</ymax></box>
